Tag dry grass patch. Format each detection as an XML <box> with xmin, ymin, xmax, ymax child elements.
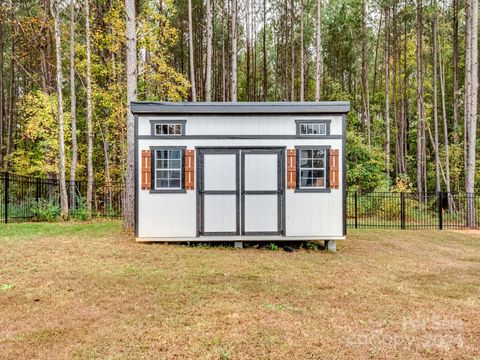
<box><xmin>1</xmin><ymin>222</ymin><xmax>479</xmax><ymax>359</ymax></box>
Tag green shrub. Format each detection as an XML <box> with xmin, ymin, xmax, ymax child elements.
<box><xmin>267</xmin><ymin>243</ymin><xmax>278</xmax><ymax>251</ymax></box>
<box><xmin>378</xmin><ymin>196</ymin><xmax>401</xmax><ymax>221</ymax></box>
<box><xmin>70</xmin><ymin>196</ymin><xmax>90</xmax><ymax>221</ymax></box>
<box><xmin>304</xmin><ymin>242</ymin><xmax>319</xmax><ymax>251</ymax></box>
<box><xmin>31</xmin><ymin>200</ymin><xmax>60</xmax><ymax>222</ymax></box>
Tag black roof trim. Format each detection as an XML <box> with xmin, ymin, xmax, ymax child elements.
<box><xmin>130</xmin><ymin>101</ymin><xmax>350</xmax><ymax>114</ymax></box>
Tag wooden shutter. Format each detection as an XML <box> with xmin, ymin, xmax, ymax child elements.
<box><xmin>287</xmin><ymin>149</ymin><xmax>297</xmax><ymax>189</ymax></box>
<box><xmin>329</xmin><ymin>149</ymin><xmax>339</xmax><ymax>189</ymax></box>
<box><xmin>141</xmin><ymin>150</ymin><xmax>152</xmax><ymax>190</ymax></box>
<box><xmin>184</xmin><ymin>150</ymin><xmax>195</xmax><ymax>190</ymax></box>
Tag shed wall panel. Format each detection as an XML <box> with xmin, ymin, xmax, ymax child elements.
<box><xmin>137</xmin><ymin>125</ymin><xmax>344</xmax><ymax>239</ymax></box>
<box><xmin>138</xmin><ymin>115</ymin><xmax>343</xmax><ymax>136</ymax></box>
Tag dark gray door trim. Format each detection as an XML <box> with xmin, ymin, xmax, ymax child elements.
<box><xmin>240</xmin><ymin>149</ymin><xmax>285</xmax><ymax>236</ymax></box>
<box><xmin>197</xmin><ymin>147</ymin><xmax>285</xmax><ymax>238</ymax></box>
<box><xmin>198</xmin><ymin>148</ymin><xmax>240</xmax><ymax>236</ymax></box>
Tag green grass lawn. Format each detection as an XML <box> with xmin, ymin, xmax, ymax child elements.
<box><xmin>1</xmin><ymin>221</ymin><xmax>479</xmax><ymax>359</ymax></box>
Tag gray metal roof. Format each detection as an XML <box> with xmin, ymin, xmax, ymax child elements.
<box><xmin>130</xmin><ymin>101</ymin><xmax>350</xmax><ymax>114</ymax></box>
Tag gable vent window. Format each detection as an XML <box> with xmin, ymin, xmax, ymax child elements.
<box><xmin>155</xmin><ymin>124</ymin><xmax>182</xmax><ymax>136</ymax></box>
<box><xmin>296</xmin><ymin>120</ymin><xmax>330</xmax><ymax>136</ymax></box>
<box><xmin>300</xmin><ymin>123</ymin><xmax>326</xmax><ymax>135</ymax></box>
<box><xmin>150</xmin><ymin>120</ymin><xmax>186</xmax><ymax>136</ymax></box>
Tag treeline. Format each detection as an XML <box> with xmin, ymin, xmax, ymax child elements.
<box><xmin>0</xmin><ymin>0</ymin><xmax>478</xmax><ymax>225</ymax></box>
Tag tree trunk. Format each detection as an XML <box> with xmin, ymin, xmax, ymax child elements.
<box><xmin>0</xmin><ymin>2</ymin><xmax>4</xmax><ymax>169</ymax></box>
<box><xmin>466</xmin><ymin>0</ymin><xmax>478</xmax><ymax>226</ymax></box>
<box><xmin>188</xmin><ymin>0</ymin><xmax>196</xmax><ymax>101</ymax></box>
<box><xmin>361</xmin><ymin>0</ymin><xmax>370</xmax><ymax>143</ymax></box>
<box><xmin>392</xmin><ymin>2</ymin><xmax>399</xmax><ymax>177</ymax></box>
<box><xmin>51</xmin><ymin>0</ymin><xmax>69</xmax><ymax>220</ymax></box>
<box><xmin>263</xmin><ymin>0</ymin><xmax>267</xmax><ymax>101</ymax></box>
<box><xmin>315</xmin><ymin>0</ymin><xmax>322</xmax><ymax>101</ymax></box>
<box><xmin>401</xmin><ymin>10</ymin><xmax>408</xmax><ymax>173</ymax></box>
<box><xmin>416</xmin><ymin>0</ymin><xmax>425</xmax><ymax>200</ymax></box>
<box><xmin>438</xmin><ymin>24</ymin><xmax>452</xmax><ymax>206</ymax></box>
<box><xmin>452</xmin><ymin>0</ymin><xmax>459</xmax><ymax>144</ymax></box>
<box><xmin>373</xmin><ymin>12</ymin><xmax>383</xmax><ymax>96</ymax></box>
<box><xmin>432</xmin><ymin>0</ymin><xmax>440</xmax><ymax>194</ymax></box>
<box><xmin>290</xmin><ymin>0</ymin><xmax>295</xmax><ymax>101</ymax></box>
<box><xmin>246</xmin><ymin>0</ymin><xmax>251</xmax><ymax>100</ymax></box>
<box><xmin>69</xmin><ymin>0</ymin><xmax>77</xmax><ymax>209</ymax></box>
<box><xmin>205</xmin><ymin>0</ymin><xmax>213</xmax><ymax>101</ymax></box>
<box><xmin>464</xmin><ymin>0</ymin><xmax>472</xmax><ymax>195</ymax></box>
<box><xmin>5</xmin><ymin>0</ymin><xmax>14</xmax><ymax>171</ymax></box>
<box><xmin>5</xmin><ymin>46</ymin><xmax>13</xmax><ymax>171</ymax></box>
<box><xmin>231</xmin><ymin>0</ymin><xmax>237</xmax><ymax>101</ymax></box>
<box><xmin>384</xmin><ymin>6</ymin><xmax>390</xmax><ymax>184</ymax></box>
<box><xmin>221</xmin><ymin>0</ymin><xmax>226</xmax><ymax>101</ymax></box>
<box><xmin>299</xmin><ymin>0</ymin><xmax>304</xmax><ymax>101</ymax></box>
<box><xmin>124</xmin><ymin>0</ymin><xmax>137</xmax><ymax>230</ymax></box>
<box><xmin>86</xmin><ymin>0</ymin><xmax>93</xmax><ymax>218</ymax></box>
<box><xmin>99</xmin><ymin>124</ymin><xmax>112</xmax><ymax>212</ymax></box>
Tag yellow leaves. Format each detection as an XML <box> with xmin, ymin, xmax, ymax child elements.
<box><xmin>137</xmin><ymin>0</ymin><xmax>190</xmax><ymax>101</ymax></box>
<box><xmin>11</xmin><ymin>91</ymin><xmax>71</xmax><ymax>177</ymax></box>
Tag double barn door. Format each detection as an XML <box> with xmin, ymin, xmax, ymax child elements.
<box><xmin>198</xmin><ymin>148</ymin><xmax>284</xmax><ymax>236</ymax></box>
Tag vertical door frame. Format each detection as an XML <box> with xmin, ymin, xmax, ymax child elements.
<box><xmin>241</xmin><ymin>148</ymin><xmax>285</xmax><ymax>236</ymax></box>
<box><xmin>197</xmin><ymin>148</ymin><xmax>241</xmax><ymax>236</ymax></box>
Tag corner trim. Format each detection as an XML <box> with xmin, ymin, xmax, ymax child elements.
<box><xmin>134</xmin><ymin>114</ymin><xmax>139</xmax><ymax>237</ymax></box>
<box><xmin>342</xmin><ymin>114</ymin><xmax>347</xmax><ymax>236</ymax></box>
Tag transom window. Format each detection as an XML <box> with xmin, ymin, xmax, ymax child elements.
<box><xmin>155</xmin><ymin>149</ymin><xmax>183</xmax><ymax>189</ymax></box>
<box><xmin>299</xmin><ymin>123</ymin><xmax>327</xmax><ymax>135</ymax></box>
<box><xmin>299</xmin><ymin>149</ymin><xmax>326</xmax><ymax>188</ymax></box>
<box><xmin>155</xmin><ymin>123</ymin><xmax>182</xmax><ymax>136</ymax></box>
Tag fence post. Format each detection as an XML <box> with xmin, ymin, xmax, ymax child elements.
<box><xmin>4</xmin><ymin>172</ymin><xmax>8</xmax><ymax>224</ymax></box>
<box><xmin>35</xmin><ymin>178</ymin><xmax>40</xmax><ymax>203</ymax></box>
<box><xmin>400</xmin><ymin>192</ymin><xmax>406</xmax><ymax>230</ymax></box>
<box><xmin>354</xmin><ymin>191</ymin><xmax>358</xmax><ymax>229</ymax></box>
<box><xmin>438</xmin><ymin>191</ymin><xmax>443</xmax><ymax>230</ymax></box>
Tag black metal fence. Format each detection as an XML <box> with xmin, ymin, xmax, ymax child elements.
<box><xmin>347</xmin><ymin>191</ymin><xmax>480</xmax><ymax>229</ymax></box>
<box><xmin>1</xmin><ymin>173</ymin><xmax>479</xmax><ymax>230</ymax></box>
<box><xmin>0</xmin><ymin>172</ymin><xmax>123</xmax><ymax>223</ymax></box>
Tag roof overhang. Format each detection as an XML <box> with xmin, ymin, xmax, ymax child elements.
<box><xmin>130</xmin><ymin>101</ymin><xmax>350</xmax><ymax>115</ymax></box>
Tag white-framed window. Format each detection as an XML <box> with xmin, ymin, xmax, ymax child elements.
<box><xmin>155</xmin><ymin>123</ymin><xmax>182</xmax><ymax>136</ymax></box>
<box><xmin>299</xmin><ymin>148</ymin><xmax>327</xmax><ymax>188</ymax></box>
<box><xmin>299</xmin><ymin>123</ymin><xmax>327</xmax><ymax>135</ymax></box>
<box><xmin>154</xmin><ymin>149</ymin><xmax>183</xmax><ymax>190</ymax></box>
<box><xmin>150</xmin><ymin>120</ymin><xmax>186</xmax><ymax>136</ymax></box>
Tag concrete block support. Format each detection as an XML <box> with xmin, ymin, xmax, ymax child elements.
<box><xmin>325</xmin><ymin>240</ymin><xmax>336</xmax><ymax>252</ymax></box>
<box><xmin>234</xmin><ymin>241</ymin><xmax>243</xmax><ymax>249</ymax></box>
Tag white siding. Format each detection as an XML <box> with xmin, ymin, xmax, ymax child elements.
<box><xmin>137</xmin><ymin>191</ymin><xmax>197</xmax><ymax>237</ymax></box>
<box><xmin>138</xmin><ymin>115</ymin><xmax>343</xmax><ymax>136</ymax></box>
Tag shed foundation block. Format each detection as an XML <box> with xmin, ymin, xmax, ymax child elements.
<box><xmin>234</xmin><ymin>241</ymin><xmax>243</xmax><ymax>249</ymax></box>
<box><xmin>325</xmin><ymin>240</ymin><xmax>336</xmax><ymax>252</ymax></box>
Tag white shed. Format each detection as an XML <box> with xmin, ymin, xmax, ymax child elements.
<box><xmin>132</xmin><ymin>102</ymin><xmax>349</xmax><ymax>250</ymax></box>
